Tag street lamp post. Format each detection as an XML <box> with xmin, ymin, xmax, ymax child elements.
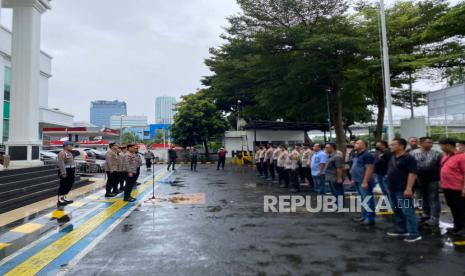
<box><xmin>326</xmin><ymin>89</ymin><xmax>332</xmax><ymax>141</ymax></box>
<box><xmin>119</xmin><ymin>115</ymin><xmax>125</xmax><ymax>145</ymax></box>
<box><xmin>380</xmin><ymin>0</ymin><xmax>395</xmax><ymax>142</ymax></box>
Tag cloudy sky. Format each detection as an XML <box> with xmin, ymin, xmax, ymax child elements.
<box><xmin>1</xmin><ymin>0</ymin><xmax>460</xmax><ymax>123</ymax></box>
<box><xmin>3</xmin><ymin>0</ymin><xmax>241</xmax><ymax>122</ymax></box>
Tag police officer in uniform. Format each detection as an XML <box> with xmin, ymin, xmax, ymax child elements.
<box><xmin>123</xmin><ymin>144</ymin><xmax>138</xmax><ymax>202</ymax></box>
<box><xmin>265</xmin><ymin>144</ymin><xmax>275</xmax><ymax>181</ymax></box>
<box><xmin>57</xmin><ymin>141</ymin><xmax>76</xmax><ymax>206</ymax></box>
<box><xmin>105</xmin><ymin>143</ymin><xmax>120</xmax><ymax>197</ymax></box>
<box><xmin>117</xmin><ymin>145</ymin><xmax>127</xmax><ymax>193</ymax></box>
<box><xmin>135</xmin><ymin>146</ymin><xmax>143</xmax><ymax>185</ymax></box>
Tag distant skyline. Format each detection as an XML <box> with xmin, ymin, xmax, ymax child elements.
<box><xmin>1</xmin><ymin>0</ymin><xmax>241</xmax><ymax>122</ymax></box>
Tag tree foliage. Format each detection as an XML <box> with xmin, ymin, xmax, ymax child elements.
<box><xmin>171</xmin><ymin>91</ymin><xmax>229</xmax><ymax>155</ymax></box>
<box><xmin>173</xmin><ymin>0</ymin><xmax>465</xmax><ymax>150</ymax></box>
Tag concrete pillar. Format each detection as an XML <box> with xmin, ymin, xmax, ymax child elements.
<box><xmin>4</xmin><ymin>0</ymin><xmax>50</xmax><ymax>167</ymax></box>
<box><xmin>0</xmin><ymin>55</ymin><xmax>4</xmax><ymax>145</ymax></box>
<box><xmin>0</xmin><ymin>0</ymin><xmax>3</xmax><ymax>145</ymax></box>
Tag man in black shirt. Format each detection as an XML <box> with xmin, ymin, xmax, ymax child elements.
<box><xmin>374</xmin><ymin>141</ymin><xmax>391</xmax><ymax>196</ymax></box>
<box><xmin>386</xmin><ymin>138</ymin><xmax>421</xmax><ymax>243</ymax></box>
<box><xmin>167</xmin><ymin>146</ymin><xmax>177</xmax><ymax>171</ymax></box>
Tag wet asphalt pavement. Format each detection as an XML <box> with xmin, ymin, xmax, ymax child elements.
<box><xmin>67</xmin><ymin>164</ymin><xmax>465</xmax><ymax>276</ymax></box>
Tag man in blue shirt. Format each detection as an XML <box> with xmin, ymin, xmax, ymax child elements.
<box><xmin>311</xmin><ymin>144</ymin><xmax>328</xmax><ymax>196</ymax></box>
<box><xmin>351</xmin><ymin>140</ymin><xmax>376</xmax><ymax>225</ymax></box>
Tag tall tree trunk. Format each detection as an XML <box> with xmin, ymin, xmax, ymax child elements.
<box><xmin>203</xmin><ymin>140</ymin><xmax>210</xmax><ymax>161</ymax></box>
<box><xmin>333</xmin><ymin>88</ymin><xmax>347</xmax><ymax>155</ymax></box>
<box><xmin>375</xmin><ymin>89</ymin><xmax>385</xmax><ymax>143</ymax></box>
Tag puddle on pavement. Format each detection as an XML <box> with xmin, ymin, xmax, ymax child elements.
<box><xmin>170</xmin><ymin>180</ymin><xmax>185</xmax><ymax>187</ymax></box>
<box><xmin>206</xmin><ymin>206</ymin><xmax>222</xmax><ymax>212</ymax></box>
<box><xmin>240</xmin><ymin>245</ymin><xmax>269</xmax><ymax>254</ymax></box>
<box><xmin>278</xmin><ymin>254</ymin><xmax>303</xmax><ymax>265</ymax></box>
<box><xmin>208</xmin><ymin>181</ymin><xmax>227</xmax><ymax>185</ymax></box>
<box><xmin>122</xmin><ymin>224</ymin><xmax>134</xmax><ymax>233</ymax></box>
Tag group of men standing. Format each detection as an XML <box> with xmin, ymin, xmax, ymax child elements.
<box><xmin>253</xmin><ymin>137</ymin><xmax>465</xmax><ymax>243</ymax></box>
<box><xmin>254</xmin><ymin>143</ymin><xmax>343</xmax><ymax>196</ymax></box>
<box><xmin>104</xmin><ymin>143</ymin><xmax>143</xmax><ymax>202</ymax></box>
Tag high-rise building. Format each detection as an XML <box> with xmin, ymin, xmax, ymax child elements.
<box><xmin>110</xmin><ymin>115</ymin><xmax>147</xmax><ymax>129</ymax></box>
<box><xmin>155</xmin><ymin>96</ymin><xmax>176</xmax><ymax>124</ymax></box>
<box><xmin>90</xmin><ymin>100</ymin><xmax>127</xmax><ymax>128</ymax></box>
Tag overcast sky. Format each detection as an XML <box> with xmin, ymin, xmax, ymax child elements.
<box><xmin>3</xmin><ymin>0</ymin><xmax>241</xmax><ymax>122</ymax></box>
<box><xmin>1</xmin><ymin>0</ymin><xmax>460</xmax><ymax>123</ymax></box>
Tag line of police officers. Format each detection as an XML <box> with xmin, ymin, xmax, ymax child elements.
<box><xmin>56</xmin><ymin>142</ymin><xmax>143</xmax><ymax>206</ymax></box>
<box><xmin>254</xmin><ymin>144</ymin><xmax>315</xmax><ymax>192</ymax></box>
<box><xmin>104</xmin><ymin>143</ymin><xmax>142</xmax><ymax>202</ymax></box>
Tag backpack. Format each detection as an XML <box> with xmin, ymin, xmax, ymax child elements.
<box><xmin>219</xmin><ymin>150</ymin><xmax>226</xmax><ymax>158</ymax></box>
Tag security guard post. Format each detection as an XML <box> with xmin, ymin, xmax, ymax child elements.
<box><xmin>57</xmin><ymin>141</ymin><xmax>76</xmax><ymax>206</ymax></box>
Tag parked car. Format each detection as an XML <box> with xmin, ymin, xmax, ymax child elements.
<box><xmin>40</xmin><ymin>150</ymin><xmax>57</xmax><ymax>165</ymax></box>
<box><xmin>82</xmin><ymin>148</ymin><xmax>106</xmax><ymax>160</ymax></box>
<box><xmin>46</xmin><ymin>148</ymin><xmax>102</xmax><ymax>174</ymax></box>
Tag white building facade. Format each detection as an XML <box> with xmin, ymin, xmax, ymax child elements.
<box><xmin>155</xmin><ymin>96</ymin><xmax>176</xmax><ymax>124</ymax></box>
<box><xmin>1</xmin><ymin>0</ymin><xmax>73</xmax><ymax>166</ymax></box>
<box><xmin>110</xmin><ymin>115</ymin><xmax>148</xmax><ymax>130</ymax></box>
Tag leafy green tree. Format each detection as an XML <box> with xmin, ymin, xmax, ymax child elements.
<box><xmin>171</xmin><ymin>91</ymin><xmax>229</xmax><ymax>158</ymax></box>
<box><xmin>351</xmin><ymin>0</ymin><xmax>456</xmax><ymax>141</ymax></box>
<box><xmin>121</xmin><ymin>131</ymin><xmax>140</xmax><ymax>145</ymax></box>
<box><xmin>153</xmin><ymin>129</ymin><xmax>166</xmax><ymax>144</ymax></box>
<box><xmin>202</xmin><ymin>0</ymin><xmax>465</xmax><ymax>147</ymax></box>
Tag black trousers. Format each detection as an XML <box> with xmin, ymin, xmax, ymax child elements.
<box><xmin>256</xmin><ymin>161</ymin><xmax>262</xmax><ymax>175</ymax></box>
<box><xmin>277</xmin><ymin>166</ymin><xmax>284</xmax><ymax>184</ymax></box>
<box><xmin>106</xmin><ymin>171</ymin><xmax>119</xmax><ymax>194</ymax></box>
<box><xmin>118</xmin><ymin>171</ymin><xmax>127</xmax><ymax>189</ymax></box>
<box><xmin>58</xmin><ymin>168</ymin><xmax>75</xmax><ymax>196</ymax></box>
<box><xmin>146</xmin><ymin>159</ymin><xmax>152</xmax><ymax>169</ymax></box>
<box><xmin>262</xmin><ymin>159</ymin><xmax>268</xmax><ymax>178</ymax></box>
<box><xmin>290</xmin><ymin>169</ymin><xmax>300</xmax><ymax>190</ymax></box>
<box><xmin>302</xmin><ymin>166</ymin><xmax>313</xmax><ymax>186</ymax></box>
<box><xmin>217</xmin><ymin>157</ymin><xmax>226</xmax><ymax>170</ymax></box>
<box><xmin>191</xmin><ymin>157</ymin><xmax>198</xmax><ymax>171</ymax></box>
<box><xmin>283</xmin><ymin>169</ymin><xmax>290</xmax><ymax>187</ymax></box>
<box><xmin>124</xmin><ymin>173</ymin><xmax>136</xmax><ymax>199</ymax></box>
<box><xmin>167</xmin><ymin>159</ymin><xmax>176</xmax><ymax>170</ymax></box>
<box><xmin>299</xmin><ymin>163</ymin><xmax>305</xmax><ymax>182</ymax></box>
<box><xmin>444</xmin><ymin>189</ymin><xmax>465</xmax><ymax>230</ymax></box>
<box><xmin>136</xmin><ymin>167</ymin><xmax>140</xmax><ymax>181</ymax></box>
<box><xmin>269</xmin><ymin>160</ymin><xmax>275</xmax><ymax>180</ymax></box>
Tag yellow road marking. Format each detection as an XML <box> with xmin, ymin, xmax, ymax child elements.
<box><xmin>49</xmin><ymin>210</ymin><xmax>66</xmax><ymax>219</ymax></box>
<box><xmin>454</xmin><ymin>241</ymin><xmax>465</xmax><ymax>246</ymax></box>
<box><xmin>5</xmin><ymin>171</ymin><xmax>167</xmax><ymax>276</ymax></box>
<box><xmin>376</xmin><ymin>211</ymin><xmax>394</xmax><ymax>216</ymax></box>
<box><xmin>0</xmin><ymin>243</ymin><xmax>10</xmax><ymax>250</ymax></box>
<box><xmin>10</xmin><ymin>223</ymin><xmax>44</xmax><ymax>234</ymax></box>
